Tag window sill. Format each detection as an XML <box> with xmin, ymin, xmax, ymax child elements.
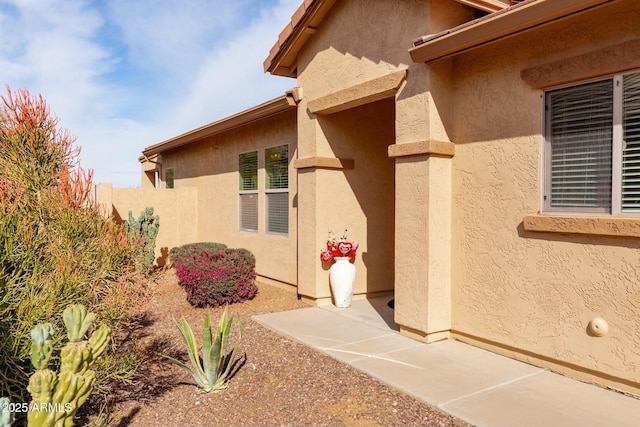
<box><xmin>523</xmin><ymin>214</ymin><xmax>640</xmax><ymax>238</ymax></box>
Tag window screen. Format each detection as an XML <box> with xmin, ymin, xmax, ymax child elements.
<box><xmin>239</xmin><ymin>151</ymin><xmax>258</xmax><ymax>191</ymax></box>
<box><xmin>239</xmin><ymin>193</ymin><xmax>258</xmax><ymax>232</ymax></box>
<box><xmin>239</xmin><ymin>151</ymin><xmax>258</xmax><ymax>231</ymax></box>
<box><xmin>265</xmin><ymin>145</ymin><xmax>289</xmax><ymax>189</ymax></box>
<box><xmin>165</xmin><ymin>168</ymin><xmax>174</xmax><ymax>189</ymax></box>
<box><xmin>547</xmin><ymin>81</ymin><xmax>613</xmax><ymax>211</ymax></box>
<box><xmin>266</xmin><ymin>192</ymin><xmax>288</xmax><ymax>234</ymax></box>
<box><xmin>265</xmin><ymin>145</ymin><xmax>289</xmax><ymax>234</ymax></box>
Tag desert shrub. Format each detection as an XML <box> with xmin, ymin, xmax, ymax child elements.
<box><xmin>172</xmin><ymin>244</ymin><xmax>257</xmax><ymax>308</ymax></box>
<box><xmin>0</xmin><ymin>87</ymin><xmax>147</xmax><ymax>403</ymax></box>
<box><xmin>169</xmin><ymin>242</ymin><xmax>227</xmax><ymax>266</ymax></box>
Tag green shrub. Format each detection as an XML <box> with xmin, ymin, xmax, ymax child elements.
<box><xmin>0</xmin><ymin>87</ymin><xmax>146</xmax><ymax>403</ymax></box>
<box><xmin>171</xmin><ymin>243</ymin><xmax>257</xmax><ymax>308</ymax></box>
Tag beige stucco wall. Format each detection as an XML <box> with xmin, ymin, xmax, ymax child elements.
<box><xmin>293</xmin><ymin>0</ymin><xmax>470</xmax><ymax>303</ymax></box>
<box><xmin>447</xmin><ymin>0</ymin><xmax>640</xmax><ymax>393</ymax></box>
<box><xmin>156</xmin><ymin>110</ymin><xmax>298</xmax><ymax>286</ymax></box>
<box><xmin>101</xmin><ymin>0</ymin><xmax>640</xmax><ymax>395</ymax></box>
<box><xmin>94</xmin><ymin>183</ymin><xmax>198</xmax><ymax>266</ymax></box>
<box><xmin>317</xmin><ymin>99</ymin><xmax>396</xmax><ymax>297</ymax></box>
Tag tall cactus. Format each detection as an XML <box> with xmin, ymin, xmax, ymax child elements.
<box><xmin>26</xmin><ymin>304</ymin><xmax>111</xmax><ymax>427</ymax></box>
<box><xmin>125</xmin><ymin>207</ymin><xmax>160</xmax><ymax>272</ymax></box>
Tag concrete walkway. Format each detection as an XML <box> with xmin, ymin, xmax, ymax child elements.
<box><xmin>253</xmin><ymin>297</ymin><xmax>640</xmax><ymax>427</ymax></box>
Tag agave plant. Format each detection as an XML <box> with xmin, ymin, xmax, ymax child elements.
<box><xmin>164</xmin><ymin>306</ymin><xmax>242</xmax><ymax>393</ymax></box>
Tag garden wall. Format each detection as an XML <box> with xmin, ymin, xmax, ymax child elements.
<box><xmin>94</xmin><ymin>183</ymin><xmax>198</xmax><ymax>266</ymax></box>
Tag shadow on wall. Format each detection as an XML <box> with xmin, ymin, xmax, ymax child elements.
<box><xmin>516</xmin><ymin>222</ymin><xmax>640</xmax><ymax>249</ymax></box>
<box><xmin>317</xmin><ymin>98</ymin><xmax>396</xmax><ymax>295</ymax></box>
<box><xmin>158</xmin><ymin>247</ymin><xmax>169</xmax><ymax>268</ymax></box>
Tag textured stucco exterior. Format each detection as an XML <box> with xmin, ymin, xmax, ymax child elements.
<box><xmin>94</xmin><ymin>183</ymin><xmax>198</xmax><ymax>266</ymax></box>
<box><xmin>447</xmin><ymin>0</ymin><xmax>640</xmax><ymax>394</ymax></box>
<box><xmin>98</xmin><ymin>109</ymin><xmax>298</xmax><ymax>286</ymax></box>
<box><xmin>157</xmin><ymin>109</ymin><xmax>298</xmax><ymax>286</ymax></box>
<box><xmin>293</xmin><ymin>0</ymin><xmax>469</xmax><ymax>324</ymax></box>
<box><xmin>99</xmin><ymin>0</ymin><xmax>640</xmax><ymax>397</ymax></box>
<box><xmin>269</xmin><ymin>0</ymin><xmax>640</xmax><ymax>394</ymax></box>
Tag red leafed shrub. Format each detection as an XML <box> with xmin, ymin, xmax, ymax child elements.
<box><xmin>169</xmin><ymin>242</ymin><xmax>227</xmax><ymax>266</ymax></box>
<box><xmin>172</xmin><ymin>244</ymin><xmax>257</xmax><ymax>308</ymax></box>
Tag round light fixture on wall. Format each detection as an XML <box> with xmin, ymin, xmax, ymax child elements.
<box><xmin>587</xmin><ymin>317</ymin><xmax>609</xmax><ymax>337</ymax></box>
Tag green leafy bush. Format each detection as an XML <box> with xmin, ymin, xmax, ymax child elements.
<box><xmin>0</xmin><ymin>87</ymin><xmax>146</xmax><ymax>403</ymax></box>
<box><xmin>163</xmin><ymin>306</ymin><xmax>242</xmax><ymax>393</ymax></box>
<box><xmin>171</xmin><ymin>243</ymin><xmax>257</xmax><ymax>307</ymax></box>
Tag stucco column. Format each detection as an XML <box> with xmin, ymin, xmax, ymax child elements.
<box><xmin>294</xmin><ymin>112</ymin><xmax>345</xmax><ymax>304</ymax></box>
<box><xmin>391</xmin><ymin>69</ymin><xmax>454</xmax><ymax>343</ymax></box>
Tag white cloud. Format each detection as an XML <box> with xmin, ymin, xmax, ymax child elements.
<box><xmin>107</xmin><ymin>0</ymin><xmax>245</xmax><ymax>72</ymax></box>
<box><xmin>0</xmin><ymin>0</ymin><xmax>302</xmax><ymax>187</ymax></box>
<box><xmin>169</xmin><ymin>0</ymin><xmax>301</xmax><ymax>132</ymax></box>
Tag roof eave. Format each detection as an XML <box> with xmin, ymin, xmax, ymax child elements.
<box><xmin>141</xmin><ymin>96</ymin><xmax>295</xmax><ymax>158</ymax></box>
<box><xmin>264</xmin><ymin>0</ymin><xmax>338</xmax><ymax>78</ymax></box>
<box><xmin>454</xmin><ymin>0</ymin><xmax>512</xmax><ymax>13</ymax></box>
<box><xmin>409</xmin><ymin>0</ymin><xmax>615</xmax><ymax>64</ymax></box>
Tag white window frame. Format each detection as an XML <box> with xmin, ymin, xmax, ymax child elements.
<box><xmin>542</xmin><ymin>70</ymin><xmax>640</xmax><ymax>216</ymax></box>
<box><xmin>264</xmin><ymin>144</ymin><xmax>289</xmax><ymax>236</ymax></box>
<box><xmin>238</xmin><ymin>150</ymin><xmax>258</xmax><ymax>232</ymax></box>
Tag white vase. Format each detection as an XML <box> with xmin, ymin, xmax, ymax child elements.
<box><xmin>329</xmin><ymin>257</ymin><xmax>356</xmax><ymax>308</ymax></box>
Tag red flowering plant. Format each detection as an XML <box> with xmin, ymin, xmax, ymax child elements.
<box><xmin>320</xmin><ymin>228</ymin><xmax>358</xmax><ymax>263</ymax></box>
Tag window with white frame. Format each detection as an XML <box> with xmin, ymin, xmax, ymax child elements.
<box><xmin>544</xmin><ymin>71</ymin><xmax>640</xmax><ymax>214</ymax></box>
<box><xmin>239</xmin><ymin>151</ymin><xmax>258</xmax><ymax>231</ymax></box>
<box><xmin>265</xmin><ymin>144</ymin><xmax>289</xmax><ymax>235</ymax></box>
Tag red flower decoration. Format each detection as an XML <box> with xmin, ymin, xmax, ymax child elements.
<box><xmin>320</xmin><ymin>228</ymin><xmax>357</xmax><ymax>263</ymax></box>
<box><xmin>320</xmin><ymin>250</ymin><xmax>334</xmax><ymax>263</ymax></box>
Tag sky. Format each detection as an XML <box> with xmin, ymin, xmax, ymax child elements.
<box><xmin>0</xmin><ymin>0</ymin><xmax>301</xmax><ymax>187</ymax></box>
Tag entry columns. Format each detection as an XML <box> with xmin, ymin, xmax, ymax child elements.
<box><xmin>391</xmin><ymin>72</ymin><xmax>454</xmax><ymax>343</ymax></box>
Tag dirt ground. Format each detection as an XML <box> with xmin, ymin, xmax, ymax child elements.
<box><xmin>90</xmin><ymin>269</ymin><xmax>471</xmax><ymax>427</ymax></box>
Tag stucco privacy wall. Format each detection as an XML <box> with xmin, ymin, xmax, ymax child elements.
<box><xmin>447</xmin><ymin>0</ymin><xmax>640</xmax><ymax>394</ymax></box>
<box><xmin>94</xmin><ymin>183</ymin><xmax>198</xmax><ymax>266</ymax></box>
<box><xmin>156</xmin><ymin>110</ymin><xmax>298</xmax><ymax>287</ymax></box>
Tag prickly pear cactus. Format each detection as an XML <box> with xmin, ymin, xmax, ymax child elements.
<box><xmin>26</xmin><ymin>304</ymin><xmax>111</xmax><ymax>427</ymax></box>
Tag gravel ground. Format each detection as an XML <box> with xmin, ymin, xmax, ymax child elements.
<box><xmin>95</xmin><ymin>269</ymin><xmax>472</xmax><ymax>427</ymax></box>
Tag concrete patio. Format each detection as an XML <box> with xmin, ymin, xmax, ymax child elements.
<box><xmin>253</xmin><ymin>297</ymin><xmax>640</xmax><ymax>427</ymax></box>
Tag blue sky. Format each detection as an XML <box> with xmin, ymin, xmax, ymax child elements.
<box><xmin>0</xmin><ymin>0</ymin><xmax>300</xmax><ymax>187</ymax></box>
